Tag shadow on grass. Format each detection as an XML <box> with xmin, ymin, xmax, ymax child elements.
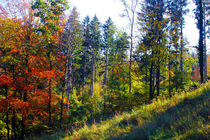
<box><xmin>111</xmin><ymin>88</ymin><xmax>210</xmax><ymax>140</ymax></box>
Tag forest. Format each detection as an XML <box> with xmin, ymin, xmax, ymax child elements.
<box><xmin>0</xmin><ymin>0</ymin><xmax>209</xmax><ymax>139</ymax></box>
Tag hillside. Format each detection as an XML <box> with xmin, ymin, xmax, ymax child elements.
<box><xmin>59</xmin><ymin>82</ymin><xmax>210</xmax><ymax>140</ymax></box>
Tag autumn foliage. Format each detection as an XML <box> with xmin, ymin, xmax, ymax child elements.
<box><xmin>0</xmin><ymin>0</ymin><xmax>69</xmax><ymax>139</ymax></box>
<box><xmin>0</xmin><ymin>0</ymin><xmax>206</xmax><ymax>139</ymax></box>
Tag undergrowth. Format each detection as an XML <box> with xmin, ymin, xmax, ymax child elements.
<box><xmin>66</xmin><ymin>82</ymin><xmax>210</xmax><ymax>140</ymax></box>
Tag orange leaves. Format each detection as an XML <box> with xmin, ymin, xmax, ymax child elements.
<box><xmin>0</xmin><ymin>74</ymin><xmax>13</xmax><ymax>86</ymax></box>
<box><xmin>0</xmin><ymin>1</ymin><xmax>68</xmax><ymax>135</ymax></box>
<box><xmin>0</xmin><ymin>98</ymin><xmax>29</xmax><ymax>113</ymax></box>
<box><xmin>9</xmin><ymin>48</ymin><xmax>19</xmax><ymax>54</ymax></box>
<box><xmin>39</xmin><ymin>69</ymin><xmax>56</xmax><ymax>79</ymax></box>
<box><xmin>32</xmin><ymin>68</ymin><xmax>57</xmax><ymax>79</ymax></box>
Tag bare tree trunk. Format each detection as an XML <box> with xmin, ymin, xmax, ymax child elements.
<box><xmin>153</xmin><ymin>67</ymin><xmax>156</xmax><ymax>97</ymax></box>
<box><xmin>11</xmin><ymin>66</ymin><xmax>17</xmax><ymax>139</ymax></box>
<box><xmin>67</xmin><ymin>54</ymin><xmax>72</xmax><ymax>109</ymax></box>
<box><xmin>90</xmin><ymin>50</ymin><xmax>94</xmax><ymax>97</ymax></box>
<box><xmin>149</xmin><ymin>60</ymin><xmax>154</xmax><ymax>101</ymax></box>
<box><xmin>203</xmin><ymin>3</ymin><xmax>207</xmax><ymax>82</ymax></box>
<box><xmin>21</xmin><ymin>59</ymin><xmax>28</xmax><ymax>138</ymax></box>
<box><xmin>156</xmin><ymin>61</ymin><xmax>160</xmax><ymax>97</ymax></box>
<box><xmin>199</xmin><ymin>0</ymin><xmax>204</xmax><ymax>83</ymax></box>
<box><xmin>82</xmin><ymin>55</ymin><xmax>86</xmax><ymax>100</ymax></box>
<box><xmin>129</xmin><ymin>19</ymin><xmax>134</xmax><ymax>94</ymax></box>
<box><xmin>60</xmin><ymin>60</ymin><xmax>66</xmax><ymax>129</ymax></box>
<box><xmin>12</xmin><ymin>110</ymin><xmax>16</xmax><ymax>139</ymax></box>
<box><xmin>168</xmin><ymin>45</ymin><xmax>171</xmax><ymax>97</ymax></box>
<box><xmin>5</xmin><ymin>86</ymin><xmax>9</xmax><ymax>140</ymax></box>
<box><xmin>145</xmin><ymin>53</ymin><xmax>148</xmax><ymax>84</ymax></box>
<box><xmin>180</xmin><ymin>22</ymin><xmax>184</xmax><ymax>82</ymax></box>
<box><xmin>104</xmin><ymin>50</ymin><xmax>108</xmax><ymax>95</ymax></box>
<box><xmin>121</xmin><ymin>0</ymin><xmax>138</xmax><ymax>94</ymax></box>
<box><xmin>104</xmin><ymin>51</ymin><xmax>108</xmax><ymax>112</ymax></box>
<box><xmin>60</xmin><ymin>82</ymin><xmax>64</xmax><ymax>129</ymax></box>
<box><xmin>48</xmin><ymin>51</ymin><xmax>52</xmax><ymax>126</ymax></box>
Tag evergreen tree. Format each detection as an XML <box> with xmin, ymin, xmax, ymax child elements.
<box><xmin>138</xmin><ymin>0</ymin><xmax>167</xmax><ymax>100</ymax></box>
<box><xmin>82</xmin><ymin>16</ymin><xmax>91</xmax><ymax>98</ymax></box>
<box><xmin>62</xmin><ymin>7</ymin><xmax>83</xmax><ymax>109</ymax></box>
<box><xmin>194</xmin><ymin>0</ymin><xmax>204</xmax><ymax>83</ymax></box>
<box><xmin>102</xmin><ymin>17</ymin><xmax>116</xmax><ymax>96</ymax></box>
<box><xmin>89</xmin><ymin>15</ymin><xmax>101</xmax><ymax>97</ymax></box>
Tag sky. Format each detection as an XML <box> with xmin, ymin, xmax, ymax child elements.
<box><xmin>69</xmin><ymin>0</ymin><xmax>208</xmax><ymax>52</ymax></box>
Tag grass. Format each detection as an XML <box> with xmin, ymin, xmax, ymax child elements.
<box><xmin>63</xmin><ymin>82</ymin><xmax>210</xmax><ymax>140</ymax></box>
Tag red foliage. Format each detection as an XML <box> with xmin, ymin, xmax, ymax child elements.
<box><xmin>0</xmin><ymin>74</ymin><xmax>13</xmax><ymax>86</ymax></box>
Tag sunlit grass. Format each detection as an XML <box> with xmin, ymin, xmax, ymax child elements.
<box><xmin>65</xmin><ymin>81</ymin><xmax>210</xmax><ymax>140</ymax></box>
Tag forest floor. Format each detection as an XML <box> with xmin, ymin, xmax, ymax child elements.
<box><xmin>38</xmin><ymin>82</ymin><xmax>210</xmax><ymax>140</ymax></box>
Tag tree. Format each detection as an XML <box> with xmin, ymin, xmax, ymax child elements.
<box><xmin>167</xmin><ymin>0</ymin><xmax>187</xmax><ymax>94</ymax></box>
<box><xmin>63</xmin><ymin>7</ymin><xmax>83</xmax><ymax>109</ymax></box>
<box><xmin>32</xmin><ymin>0</ymin><xmax>69</xmax><ymax>126</ymax></box>
<box><xmin>203</xmin><ymin>0</ymin><xmax>209</xmax><ymax>81</ymax></box>
<box><xmin>102</xmin><ymin>17</ymin><xmax>116</xmax><ymax>96</ymax></box>
<box><xmin>0</xmin><ymin>0</ymin><xmax>43</xmax><ymax>138</ymax></box>
<box><xmin>89</xmin><ymin>15</ymin><xmax>101</xmax><ymax>97</ymax></box>
<box><xmin>120</xmin><ymin>0</ymin><xmax>139</xmax><ymax>93</ymax></box>
<box><xmin>138</xmin><ymin>0</ymin><xmax>167</xmax><ymax>100</ymax></box>
<box><xmin>82</xmin><ymin>16</ymin><xmax>91</xmax><ymax>98</ymax></box>
<box><xmin>194</xmin><ymin>0</ymin><xmax>204</xmax><ymax>83</ymax></box>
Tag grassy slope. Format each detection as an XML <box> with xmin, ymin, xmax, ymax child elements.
<box><xmin>65</xmin><ymin>82</ymin><xmax>210</xmax><ymax>140</ymax></box>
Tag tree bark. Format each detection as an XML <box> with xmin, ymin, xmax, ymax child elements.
<box><xmin>60</xmin><ymin>82</ymin><xmax>64</xmax><ymax>129</ymax></box>
<box><xmin>90</xmin><ymin>50</ymin><xmax>95</xmax><ymax>97</ymax></box>
<box><xmin>66</xmin><ymin>52</ymin><xmax>72</xmax><ymax>109</ymax></box>
<box><xmin>48</xmin><ymin>51</ymin><xmax>52</xmax><ymax>126</ymax></box>
<box><xmin>82</xmin><ymin>55</ymin><xmax>86</xmax><ymax>101</ymax></box>
<box><xmin>145</xmin><ymin>53</ymin><xmax>148</xmax><ymax>84</ymax></box>
<box><xmin>22</xmin><ymin>46</ymin><xmax>29</xmax><ymax>138</ymax></box>
<box><xmin>168</xmin><ymin>44</ymin><xmax>172</xmax><ymax>97</ymax></box>
<box><xmin>5</xmin><ymin>86</ymin><xmax>9</xmax><ymax>140</ymax></box>
<box><xmin>12</xmin><ymin>110</ymin><xmax>16</xmax><ymax>139</ymax></box>
<box><xmin>149</xmin><ymin>60</ymin><xmax>154</xmax><ymax>101</ymax></box>
<box><xmin>104</xmin><ymin>50</ymin><xmax>108</xmax><ymax>95</ymax></box>
<box><xmin>129</xmin><ymin>19</ymin><xmax>134</xmax><ymax>94</ymax></box>
<box><xmin>156</xmin><ymin>61</ymin><xmax>160</xmax><ymax>97</ymax></box>
<box><xmin>11</xmin><ymin>66</ymin><xmax>17</xmax><ymax>139</ymax></box>
<box><xmin>203</xmin><ymin>3</ymin><xmax>207</xmax><ymax>82</ymax></box>
<box><xmin>199</xmin><ymin>0</ymin><xmax>204</xmax><ymax>83</ymax></box>
<box><xmin>180</xmin><ymin>21</ymin><xmax>184</xmax><ymax>82</ymax></box>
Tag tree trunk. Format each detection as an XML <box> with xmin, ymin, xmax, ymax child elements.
<box><xmin>67</xmin><ymin>53</ymin><xmax>72</xmax><ymax>109</ymax></box>
<box><xmin>60</xmin><ymin>82</ymin><xmax>64</xmax><ymax>129</ymax></box>
<box><xmin>203</xmin><ymin>3</ymin><xmax>207</xmax><ymax>82</ymax></box>
<box><xmin>145</xmin><ymin>53</ymin><xmax>148</xmax><ymax>84</ymax></box>
<box><xmin>149</xmin><ymin>60</ymin><xmax>154</xmax><ymax>101</ymax></box>
<box><xmin>104</xmin><ymin>50</ymin><xmax>108</xmax><ymax>112</ymax></box>
<box><xmin>199</xmin><ymin>0</ymin><xmax>204</xmax><ymax>83</ymax></box>
<box><xmin>129</xmin><ymin>23</ymin><xmax>133</xmax><ymax>94</ymax></box>
<box><xmin>82</xmin><ymin>55</ymin><xmax>86</xmax><ymax>100</ymax></box>
<box><xmin>5</xmin><ymin>86</ymin><xmax>9</xmax><ymax>140</ymax></box>
<box><xmin>90</xmin><ymin>50</ymin><xmax>94</xmax><ymax>97</ymax></box>
<box><xmin>104</xmin><ymin>50</ymin><xmax>108</xmax><ymax>95</ymax></box>
<box><xmin>168</xmin><ymin>45</ymin><xmax>171</xmax><ymax>97</ymax></box>
<box><xmin>156</xmin><ymin>61</ymin><xmax>160</xmax><ymax>97</ymax></box>
<box><xmin>11</xmin><ymin>66</ymin><xmax>17</xmax><ymax>139</ymax></box>
<box><xmin>22</xmin><ymin>50</ymin><xmax>29</xmax><ymax>138</ymax></box>
<box><xmin>180</xmin><ymin>21</ymin><xmax>184</xmax><ymax>83</ymax></box>
<box><xmin>12</xmin><ymin>110</ymin><xmax>16</xmax><ymax>139</ymax></box>
<box><xmin>48</xmin><ymin>53</ymin><xmax>52</xmax><ymax>126</ymax></box>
